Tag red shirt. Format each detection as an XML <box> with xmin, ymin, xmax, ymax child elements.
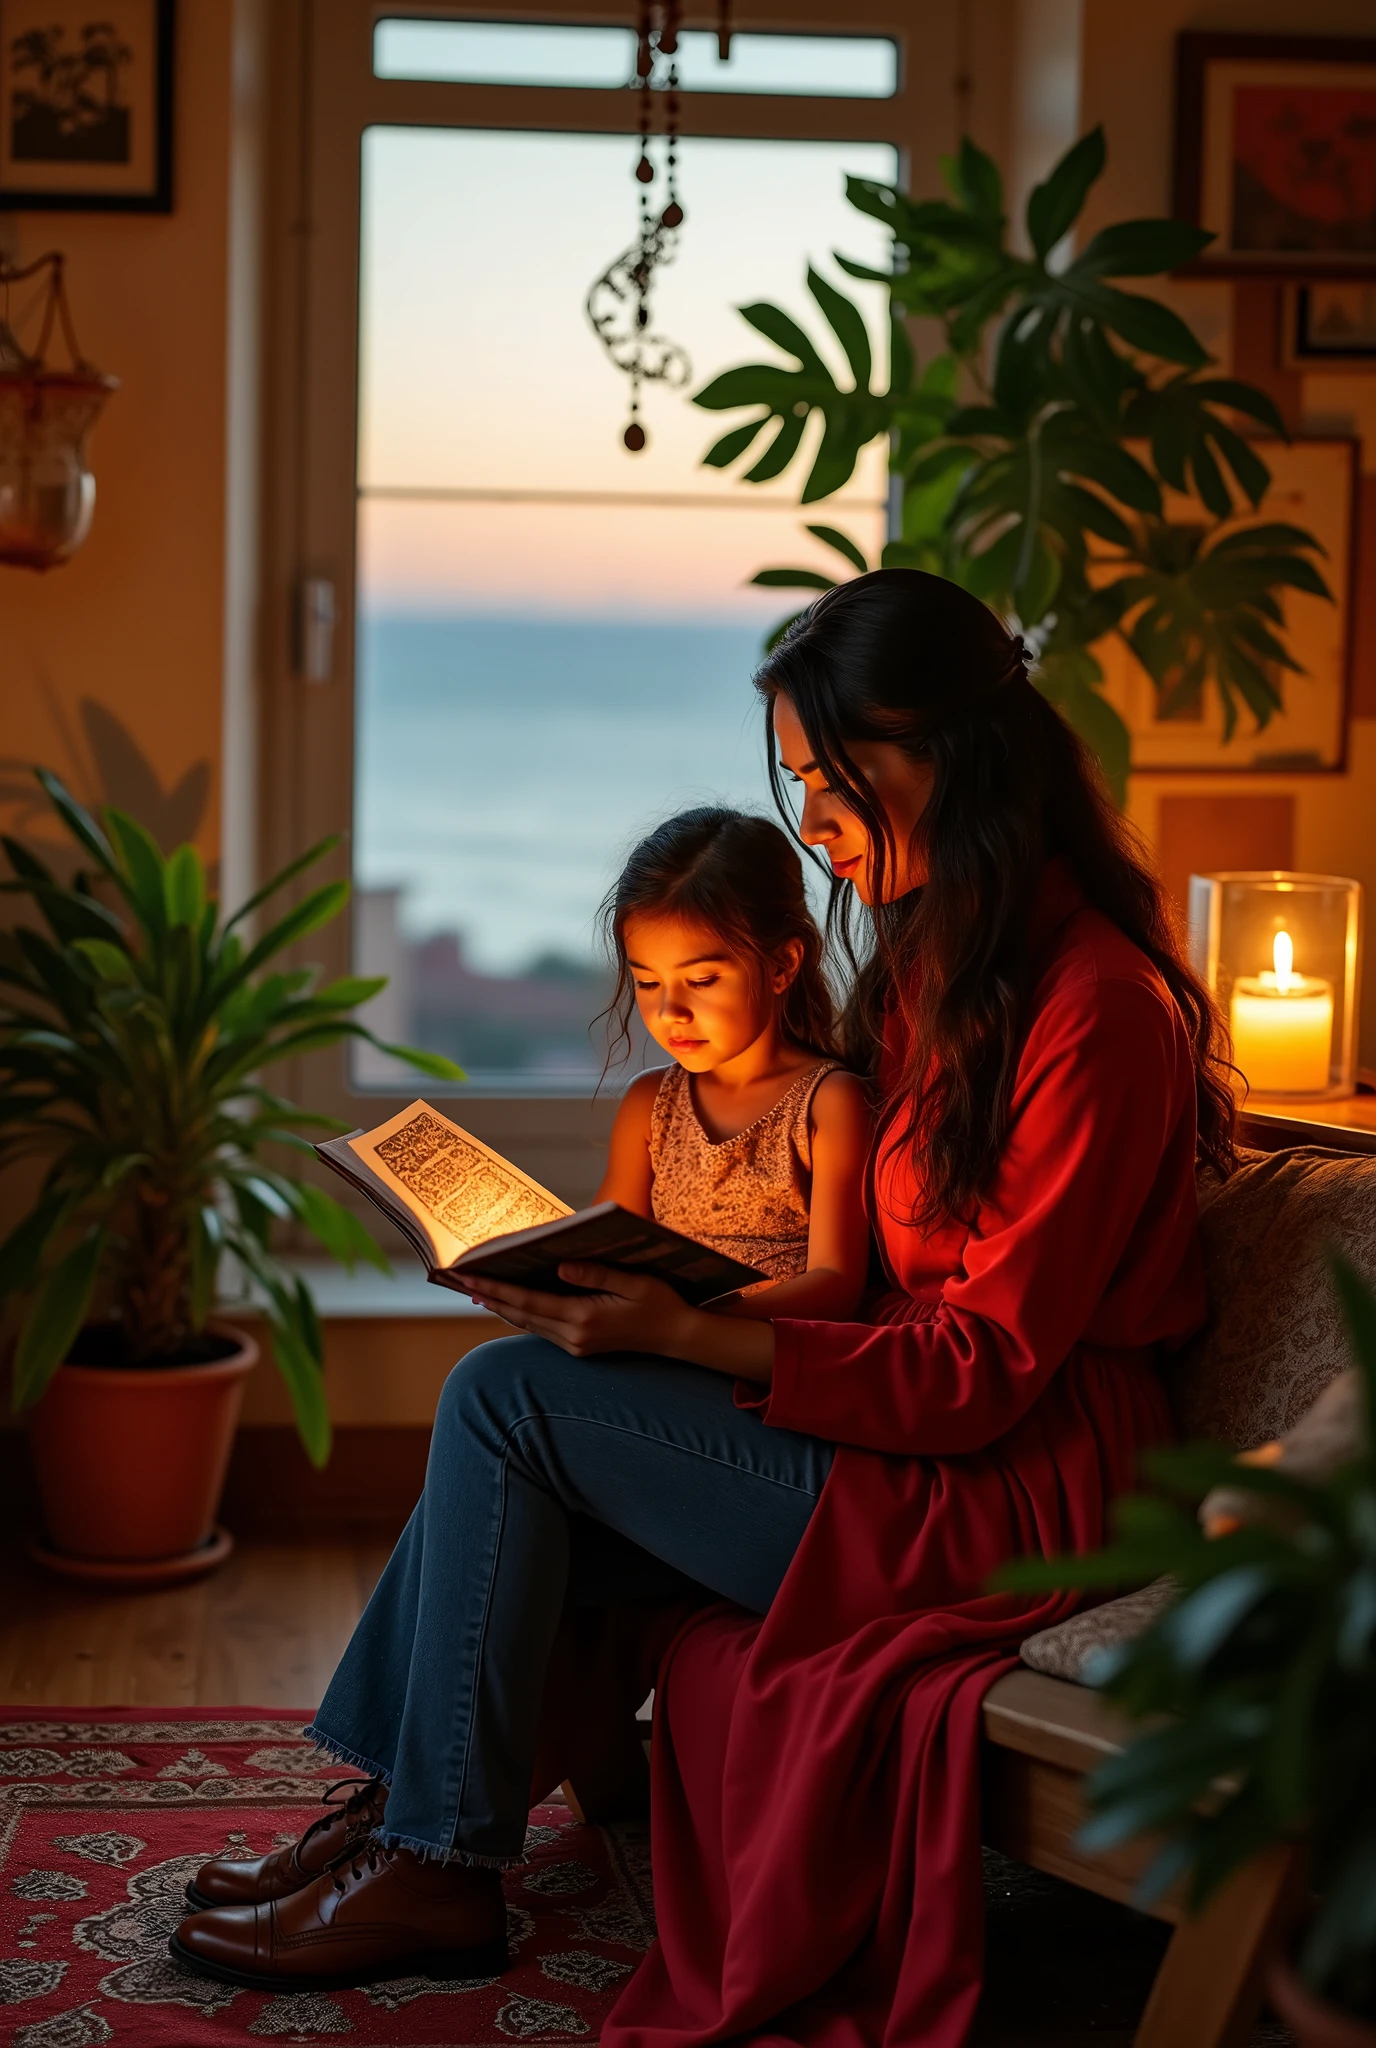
<box><xmin>762</xmin><ymin>857</ymin><xmax>1205</xmax><ymax>1454</ymax></box>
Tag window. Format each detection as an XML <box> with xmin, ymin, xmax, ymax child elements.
<box><xmin>352</xmin><ymin>126</ymin><xmax>893</xmax><ymax>1089</ymax></box>
<box><xmin>373</xmin><ymin>20</ymin><xmax>899</xmax><ymax>98</ymax></box>
<box><xmin>266</xmin><ymin>0</ymin><xmax>919</xmax><ymax>1185</ymax></box>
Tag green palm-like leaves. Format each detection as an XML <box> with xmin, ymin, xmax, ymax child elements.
<box><xmin>1126</xmin><ymin>374</ymin><xmax>1285</xmax><ymax>518</ymax></box>
<box><xmin>693</xmin><ymin>124</ymin><xmax>1329</xmax><ymax>788</ymax></box>
<box><xmin>849</xmin><ymin>132</ymin><xmax>1212</xmax><ymax>388</ymax></box>
<box><xmin>994</xmin><ymin>1253</ymin><xmax>1376</xmax><ymax>2018</ymax></box>
<box><xmin>696</xmin><ymin>270</ymin><xmax>897</xmax><ymax>503</ymax></box>
<box><xmin>0</xmin><ymin>772</ymin><xmax>464</xmax><ymax>1465</ymax></box>
<box><xmin>1113</xmin><ymin>520</ymin><xmax>1331</xmax><ymax>740</ymax></box>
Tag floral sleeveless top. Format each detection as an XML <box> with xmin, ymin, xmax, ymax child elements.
<box><xmin>648</xmin><ymin>1061</ymin><xmax>843</xmax><ymax>1283</ymax></box>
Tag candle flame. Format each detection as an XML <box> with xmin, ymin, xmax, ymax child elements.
<box><xmin>1274</xmin><ymin>930</ymin><xmax>1295</xmax><ymax>991</ymax></box>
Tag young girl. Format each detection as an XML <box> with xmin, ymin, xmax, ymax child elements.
<box><xmin>174</xmin><ymin>808</ymin><xmax>872</xmax><ymax>1997</ymax></box>
<box><xmin>593</xmin><ymin>804</ymin><xmax>872</xmax><ymax>1323</ymax></box>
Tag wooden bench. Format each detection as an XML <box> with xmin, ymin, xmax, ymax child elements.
<box><xmin>977</xmin><ymin>1105</ymin><xmax>1371</xmax><ymax>2048</ymax></box>
<box><xmin>981</xmin><ymin>1666</ymin><xmax>1304</xmax><ymax>2048</ymax></box>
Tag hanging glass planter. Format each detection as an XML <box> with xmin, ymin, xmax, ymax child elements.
<box><xmin>0</xmin><ymin>252</ymin><xmax>117</xmax><ymax>572</ymax></box>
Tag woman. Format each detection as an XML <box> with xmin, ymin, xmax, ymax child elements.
<box><xmin>173</xmin><ymin>571</ymin><xmax>1231</xmax><ymax>2044</ymax></box>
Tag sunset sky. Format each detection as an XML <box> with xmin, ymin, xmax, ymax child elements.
<box><xmin>356</xmin><ymin>127</ymin><xmax>896</xmax><ymax>618</ymax></box>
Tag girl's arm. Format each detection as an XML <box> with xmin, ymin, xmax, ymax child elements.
<box><xmin>464</xmin><ymin>1072</ymin><xmax>871</xmax><ymax>1383</ymax></box>
<box><xmin>709</xmin><ymin>1070</ymin><xmax>872</xmax><ymax>1324</ymax></box>
<box><xmin>593</xmin><ymin>1069</ymin><xmax>661</xmax><ymax>1218</ymax></box>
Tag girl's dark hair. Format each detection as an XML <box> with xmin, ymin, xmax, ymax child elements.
<box><xmin>755</xmin><ymin>568</ymin><xmax>1236</xmax><ymax>1231</ymax></box>
<box><xmin>601</xmin><ymin>806</ymin><xmax>838</xmax><ymax>1065</ymax></box>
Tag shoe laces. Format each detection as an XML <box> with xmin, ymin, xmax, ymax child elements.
<box><xmin>331</xmin><ymin>1838</ymin><xmax>392</xmax><ymax>1895</ymax></box>
<box><xmin>301</xmin><ymin>1775</ymin><xmax>385</xmax><ymax>1856</ymax></box>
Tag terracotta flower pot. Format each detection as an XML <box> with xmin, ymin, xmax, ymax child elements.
<box><xmin>1267</xmin><ymin>1953</ymin><xmax>1376</xmax><ymax>2048</ymax></box>
<box><xmin>26</xmin><ymin>1322</ymin><xmax>258</xmax><ymax>1584</ymax></box>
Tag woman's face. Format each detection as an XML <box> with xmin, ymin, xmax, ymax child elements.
<box><xmin>772</xmin><ymin>693</ymin><xmax>935</xmax><ymax>906</ymax></box>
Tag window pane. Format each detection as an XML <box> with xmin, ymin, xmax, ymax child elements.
<box><xmin>354</xmin><ymin>128</ymin><xmax>895</xmax><ymax>1091</ymax></box>
<box><xmin>358</xmin><ymin>129</ymin><xmax>892</xmax><ymax>500</ymax></box>
<box><xmin>374</xmin><ymin>20</ymin><xmax>898</xmax><ymax>98</ymax></box>
<box><xmin>673</xmin><ymin>31</ymin><xmax>897</xmax><ymax>97</ymax></box>
<box><xmin>375</xmin><ymin>21</ymin><xmax>630</xmax><ymax>90</ymax></box>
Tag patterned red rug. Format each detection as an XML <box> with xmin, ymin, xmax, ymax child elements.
<box><xmin>0</xmin><ymin>1708</ymin><xmax>653</xmax><ymax>2047</ymax></box>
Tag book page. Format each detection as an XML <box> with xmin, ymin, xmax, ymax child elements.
<box><xmin>347</xmin><ymin>1100</ymin><xmax>571</xmax><ymax>1269</ymax></box>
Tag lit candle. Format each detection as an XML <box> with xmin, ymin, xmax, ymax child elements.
<box><xmin>1229</xmin><ymin>930</ymin><xmax>1334</xmax><ymax>1096</ymax></box>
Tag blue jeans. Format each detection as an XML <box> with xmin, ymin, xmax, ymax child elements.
<box><xmin>308</xmin><ymin>1335</ymin><xmax>834</xmax><ymax>1864</ymax></box>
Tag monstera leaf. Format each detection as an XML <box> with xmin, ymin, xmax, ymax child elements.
<box><xmin>945</xmin><ymin>393</ymin><xmax>1160</xmax><ymax>626</ymax></box>
<box><xmin>1125</xmin><ymin>373</ymin><xmax>1287</xmax><ymax>517</ymax></box>
<box><xmin>695</xmin><ymin>122</ymin><xmax>1328</xmax><ymax>794</ymax></box>
<box><xmin>847</xmin><ymin>133</ymin><xmax>1210</xmax><ymax>374</ymax></box>
<box><xmin>695</xmin><ymin>270</ymin><xmax>895</xmax><ymax>503</ymax></box>
<box><xmin>1109</xmin><ymin>519</ymin><xmax>1331</xmax><ymax>738</ymax></box>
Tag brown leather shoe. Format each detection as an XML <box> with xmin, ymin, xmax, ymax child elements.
<box><xmin>170</xmin><ymin>1840</ymin><xmax>508</xmax><ymax>1992</ymax></box>
<box><xmin>184</xmin><ymin>1776</ymin><xmax>389</xmax><ymax>1911</ymax></box>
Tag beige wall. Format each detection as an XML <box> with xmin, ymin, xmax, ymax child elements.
<box><xmin>1074</xmin><ymin>0</ymin><xmax>1376</xmax><ymax>1062</ymax></box>
<box><xmin>0</xmin><ymin>0</ymin><xmax>251</xmax><ymax>872</ymax></box>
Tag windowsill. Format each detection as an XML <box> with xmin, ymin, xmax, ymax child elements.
<box><xmin>351</xmin><ymin>1078</ymin><xmax>610</xmax><ymax>1100</ymax></box>
<box><xmin>219</xmin><ymin>1258</ymin><xmax>490</xmax><ymax>1320</ymax></box>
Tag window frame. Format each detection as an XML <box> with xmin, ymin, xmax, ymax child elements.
<box><xmin>260</xmin><ymin>0</ymin><xmax>947</xmax><ymax>1204</ymax></box>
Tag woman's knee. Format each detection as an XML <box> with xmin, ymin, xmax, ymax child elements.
<box><xmin>433</xmin><ymin>1334</ymin><xmax>567</xmax><ymax>1449</ymax></box>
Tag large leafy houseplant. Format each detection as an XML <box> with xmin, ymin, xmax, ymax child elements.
<box><xmin>998</xmin><ymin>1254</ymin><xmax>1376</xmax><ymax>2030</ymax></box>
<box><xmin>694</xmin><ymin>128</ymin><xmax>1330</xmax><ymax>801</ymax></box>
<box><xmin>0</xmin><ymin>770</ymin><xmax>461</xmax><ymax>1467</ymax></box>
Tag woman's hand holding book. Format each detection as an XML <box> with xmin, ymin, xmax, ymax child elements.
<box><xmin>461</xmin><ymin>1262</ymin><xmax>775</xmax><ymax>1385</ymax></box>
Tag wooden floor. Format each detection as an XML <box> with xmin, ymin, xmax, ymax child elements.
<box><xmin>0</xmin><ymin>1537</ymin><xmax>390</xmax><ymax>1707</ymax></box>
<box><xmin>0</xmin><ymin>1537</ymin><xmax>1298</xmax><ymax>2048</ymax></box>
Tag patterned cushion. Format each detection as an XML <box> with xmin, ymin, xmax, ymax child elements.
<box><xmin>1019</xmin><ymin>1579</ymin><xmax>1176</xmax><ymax>1684</ymax></box>
<box><xmin>1020</xmin><ymin>1142</ymin><xmax>1376</xmax><ymax>1683</ymax></box>
<box><xmin>1165</xmin><ymin>1145</ymin><xmax>1376</xmax><ymax>1451</ymax></box>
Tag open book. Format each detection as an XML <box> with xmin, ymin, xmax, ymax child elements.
<box><xmin>316</xmin><ymin>1100</ymin><xmax>764</xmax><ymax>1306</ymax></box>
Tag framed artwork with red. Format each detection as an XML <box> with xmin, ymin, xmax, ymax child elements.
<box><xmin>1174</xmin><ymin>35</ymin><xmax>1376</xmax><ymax>276</ymax></box>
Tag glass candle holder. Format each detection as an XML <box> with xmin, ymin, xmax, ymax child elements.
<box><xmin>1187</xmin><ymin>872</ymin><xmax>1363</xmax><ymax>1100</ymax></box>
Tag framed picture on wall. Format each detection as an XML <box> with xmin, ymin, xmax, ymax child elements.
<box><xmin>1283</xmin><ymin>283</ymin><xmax>1376</xmax><ymax>369</ymax></box>
<box><xmin>0</xmin><ymin>0</ymin><xmax>173</xmax><ymax>211</ymax></box>
<box><xmin>1174</xmin><ymin>34</ymin><xmax>1376</xmax><ymax>276</ymax></box>
<box><xmin>1095</xmin><ymin>439</ymin><xmax>1358</xmax><ymax>774</ymax></box>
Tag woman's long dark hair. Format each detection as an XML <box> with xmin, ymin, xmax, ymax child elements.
<box><xmin>756</xmin><ymin>568</ymin><xmax>1236</xmax><ymax>1230</ymax></box>
<box><xmin>600</xmin><ymin>806</ymin><xmax>838</xmax><ymax>1066</ymax></box>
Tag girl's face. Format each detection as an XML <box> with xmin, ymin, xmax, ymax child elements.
<box><xmin>772</xmin><ymin>693</ymin><xmax>934</xmax><ymax>906</ymax></box>
<box><xmin>623</xmin><ymin>913</ymin><xmax>800</xmax><ymax>1074</ymax></box>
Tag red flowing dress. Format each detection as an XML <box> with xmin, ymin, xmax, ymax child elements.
<box><xmin>604</xmin><ymin>860</ymin><xmax>1207</xmax><ymax>2048</ymax></box>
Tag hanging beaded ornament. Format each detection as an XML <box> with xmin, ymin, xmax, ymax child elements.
<box><xmin>585</xmin><ymin>0</ymin><xmax>732</xmax><ymax>452</ymax></box>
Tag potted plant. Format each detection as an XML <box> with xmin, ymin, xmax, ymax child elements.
<box><xmin>693</xmin><ymin>128</ymin><xmax>1329</xmax><ymax>801</ymax></box>
<box><xmin>998</xmin><ymin>1254</ymin><xmax>1376</xmax><ymax>2046</ymax></box>
<box><xmin>0</xmin><ymin>769</ymin><xmax>460</xmax><ymax>1582</ymax></box>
